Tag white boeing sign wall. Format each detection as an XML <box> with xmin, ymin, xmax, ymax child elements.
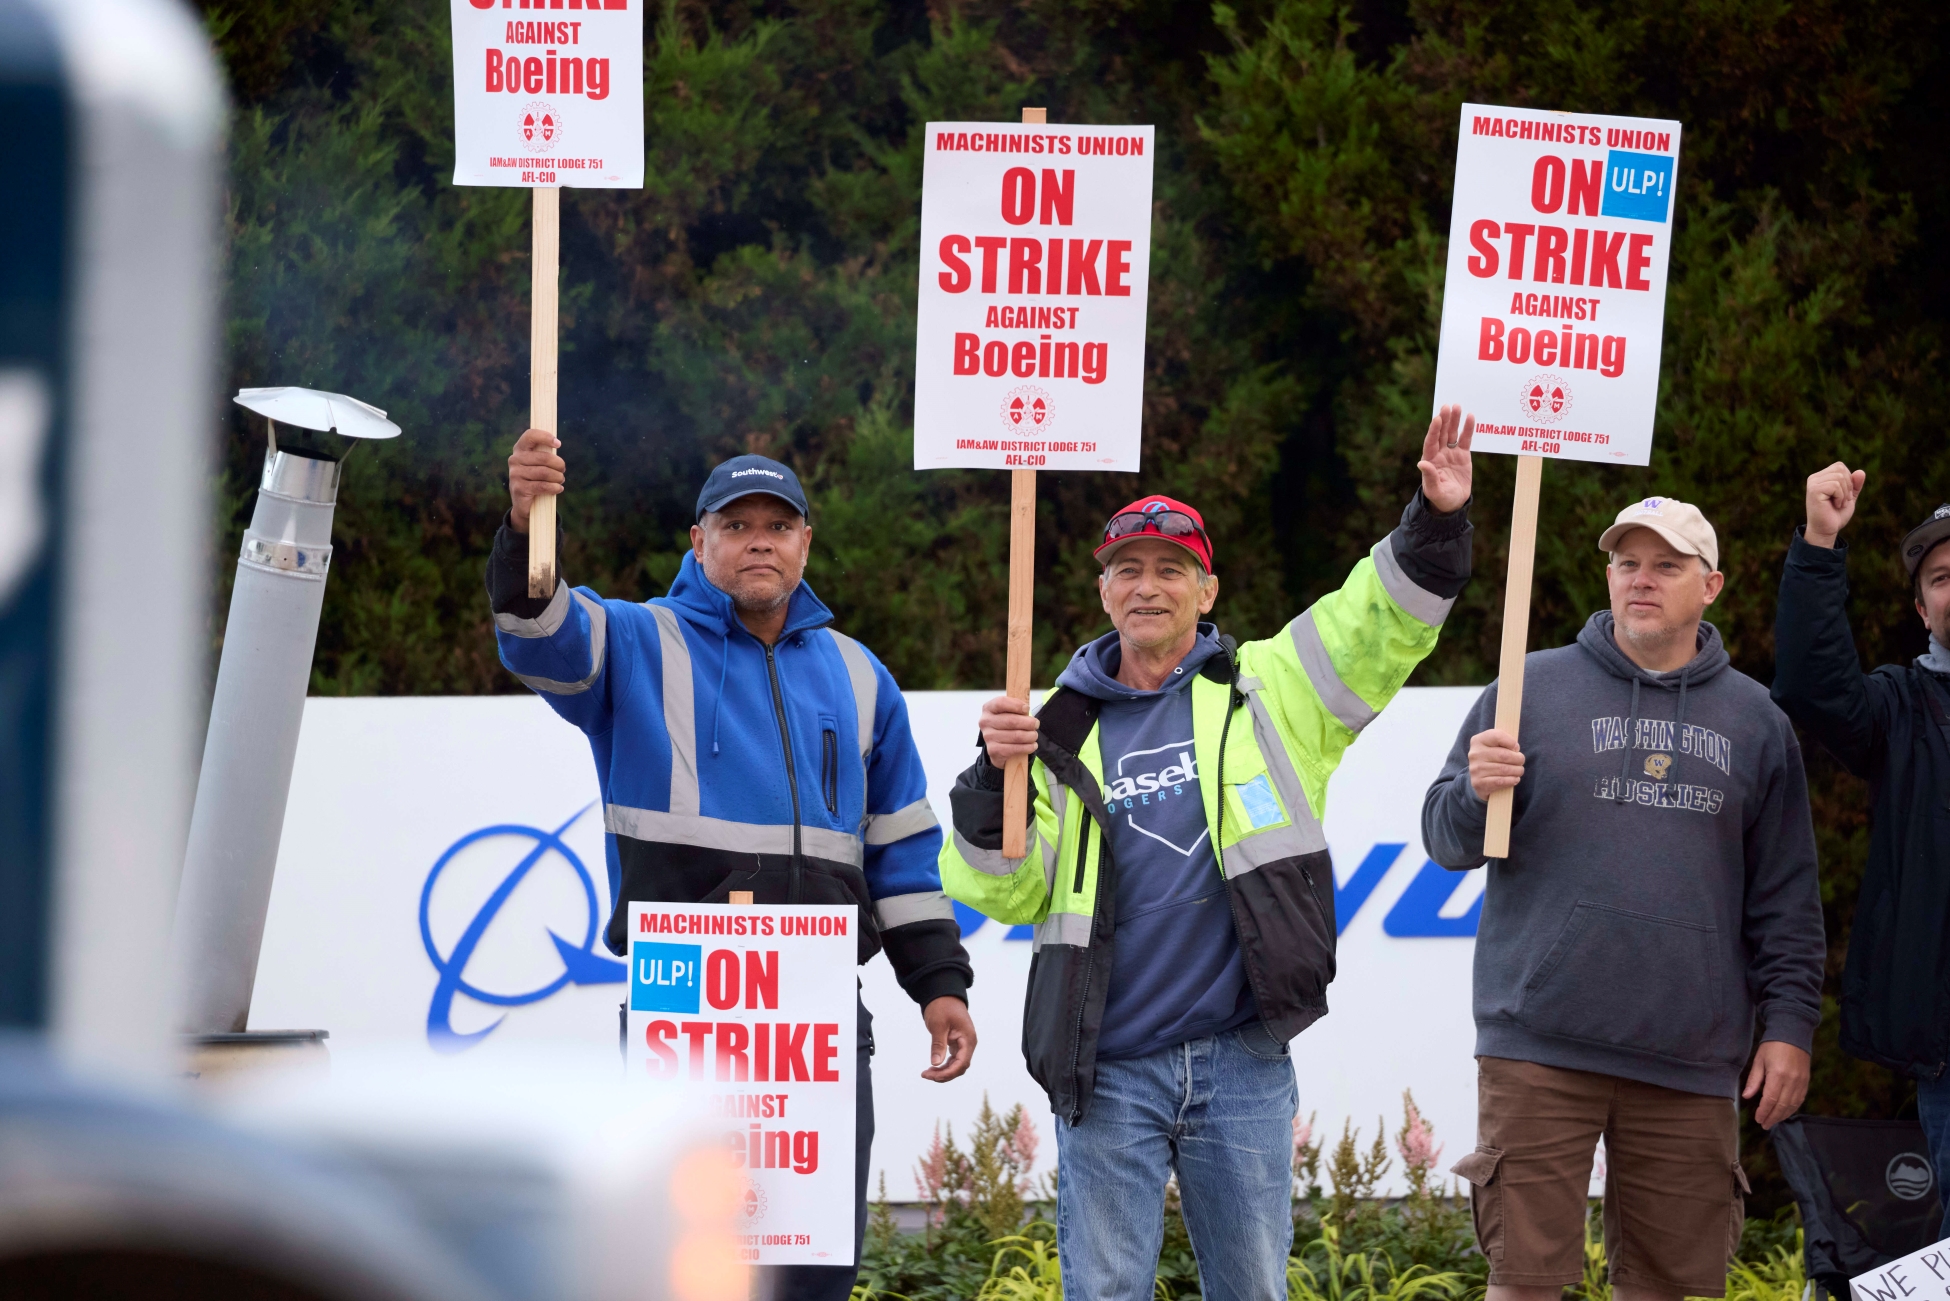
<box><xmin>252</xmin><ymin>689</ymin><xmax>1492</xmax><ymax>1199</ymax></box>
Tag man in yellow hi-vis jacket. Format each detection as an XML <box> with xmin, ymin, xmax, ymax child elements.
<box><xmin>940</xmin><ymin>408</ymin><xmax>1477</xmax><ymax>1301</ymax></box>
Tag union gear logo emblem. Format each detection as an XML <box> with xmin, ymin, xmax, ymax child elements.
<box><xmin>1517</xmin><ymin>373</ymin><xmax>1573</xmax><ymax>426</ymax></box>
<box><xmin>741</xmin><ymin>1180</ymin><xmax>771</xmax><ymax>1222</ymax></box>
<box><xmin>1643</xmin><ymin>753</ymin><xmax>1672</xmax><ymax>780</ymax></box>
<box><xmin>519</xmin><ymin>102</ymin><xmax>562</xmax><ymax>148</ymax></box>
<box><xmin>1000</xmin><ymin>385</ymin><xmax>1055</xmax><ymax>433</ymax></box>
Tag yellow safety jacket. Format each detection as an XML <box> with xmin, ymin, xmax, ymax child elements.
<box><xmin>939</xmin><ymin>492</ymin><xmax>1471</xmax><ymax>1121</ymax></box>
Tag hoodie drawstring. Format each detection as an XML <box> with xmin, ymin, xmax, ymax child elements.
<box><xmin>711</xmin><ymin>629</ymin><xmax>730</xmax><ymax>756</ymax></box>
<box><xmin>1671</xmin><ymin>668</ymin><xmax>1691</xmax><ymax>786</ymax></box>
<box><xmin>1615</xmin><ymin>675</ymin><xmax>1642</xmax><ymax>803</ymax></box>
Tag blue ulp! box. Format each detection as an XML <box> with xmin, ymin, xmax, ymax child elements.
<box><xmin>631</xmin><ymin>941</ymin><xmax>702</xmax><ymax>1013</ymax></box>
<box><xmin>1601</xmin><ymin>150</ymin><xmax>1674</xmax><ymax>223</ymax></box>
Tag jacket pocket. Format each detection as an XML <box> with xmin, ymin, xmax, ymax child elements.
<box><xmin>1517</xmin><ymin>902</ymin><xmax>1723</xmax><ymax>1062</ymax></box>
<box><xmin>1219</xmin><ymin>745</ymin><xmax>1292</xmax><ymax>838</ymax></box>
<box><xmin>819</xmin><ymin>714</ymin><xmax>839</xmax><ymax>815</ymax></box>
<box><xmin>1451</xmin><ymin>1146</ymin><xmax>1506</xmax><ymax>1263</ymax></box>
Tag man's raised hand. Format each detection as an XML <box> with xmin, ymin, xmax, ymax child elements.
<box><xmin>1418</xmin><ymin>404</ymin><xmax>1475</xmax><ymax>515</ymax></box>
<box><xmin>1804</xmin><ymin>461</ymin><xmax>1865</xmax><ymax>549</ymax></box>
<box><xmin>507</xmin><ymin>427</ymin><xmax>564</xmax><ymax>534</ymax></box>
<box><xmin>980</xmin><ymin>694</ymin><xmax>1040</xmax><ymax>764</ymax></box>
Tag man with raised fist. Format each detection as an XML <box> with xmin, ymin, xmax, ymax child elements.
<box><xmin>1773</xmin><ymin>463</ymin><xmax>1950</xmax><ymax>1241</ymax></box>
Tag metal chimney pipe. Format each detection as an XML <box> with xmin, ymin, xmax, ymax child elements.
<box><xmin>171</xmin><ymin>446</ymin><xmax>340</xmax><ymax>1034</ymax></box>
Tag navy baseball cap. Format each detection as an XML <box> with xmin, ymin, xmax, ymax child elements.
<box><xmin>695</xmin><ymin>454</ymin><xmax>809</xmax><ymax>521</ymax></box>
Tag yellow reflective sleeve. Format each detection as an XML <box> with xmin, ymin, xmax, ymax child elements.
<box><xmin>1240</xmin><ymin>552</ymin><xmax>1443</xmax><ymax>813</ymax></box>
<box><xmin>938</xmin><ymin>763</ymin><xmax>1056</xmax><ymax>926</ymax></box>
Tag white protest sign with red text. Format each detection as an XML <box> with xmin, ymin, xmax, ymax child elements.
<box><xmin>1850</xmin><ymin>1236</ymin><xmax>1950</xmax><ymax>1301</ymax></box>
<box><xmin>914</xmin><ymin>123</ymin><xmax>1155</xmax><ymax>472</ymax></box>
<box><xmin>628</xmin><ymin>903</ymin><xmax>856</xmax><ymax>1267</ymax></box>
<box><xmin>1434</xmin><ymin>104</ymin><xmax>1682</xmax><ymax>465</ymax></box>
<box><xmin>449</xmin><ymin>0</ymin><xmax>644</xmax><ymax>189</ymax></box>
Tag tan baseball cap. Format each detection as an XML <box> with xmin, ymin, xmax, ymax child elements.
<box><xmin>1598</xmin><ymin>496</ymin><xmax>1720</xmax><ymax>571</ymax></box>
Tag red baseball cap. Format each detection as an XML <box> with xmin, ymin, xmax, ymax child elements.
<box><xmin>1093</xmin><ymin>495</ymin><xmax>1214</xmax><ymax>572</ymax></box>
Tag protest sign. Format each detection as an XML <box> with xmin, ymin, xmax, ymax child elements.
<box><xmin>912</xmin><ymin>119</ymin><xmax>1155</xmax><ymax>472</ymax></box>
<box><xmin>1434</xmin><ymin>105</ymin><xmax>1681</xmax><ymax>466</ymax></box>
<box><xmin>627</xmin><ymin>902</ymin><xmax>858</xmax><ymax>1267</ymax></box>
<box><xmin>448</xmin><ymin>0</ymin><xmax>645</xmax><ymax>596</ymax></box>
<box><xmin>913</xmin><ymin>109</ymin><xmax>1155</xmax><ymax>854</ymax></box>
<box><xmin>1851</xmin><ymin>1238</ymin><xmax>1950</xmax><ymax>1301</ymax></box>
<box><xmin>1433</xmin><ymin>104</ymin><xmax>1683</xmax><ymax>855</ymax></box>
<box><xmin>448</xmin><ymin>0</ymin><xmax>644</xmax><ymax>189</ymax></box>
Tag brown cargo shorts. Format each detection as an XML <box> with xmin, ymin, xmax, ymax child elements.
<box><xmin>1450</xmin><ymin>1057</ymin><xmax>1747</xmax><ymax>1297</ymax></box>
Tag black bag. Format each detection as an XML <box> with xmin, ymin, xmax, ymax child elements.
<box><xmin>1771</xmin><ymin>1116</ymin><xmax>1943</xmax><ymax>1295</ymax></box>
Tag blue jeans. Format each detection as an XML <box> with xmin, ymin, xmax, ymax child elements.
<box><xmin>1919</xmin><ymin>1070</ymin><xmax>1950</xmax><ymax>1243</ymax></box>
<box><xmin>1055</xmin><ymin>1024</ymin><xmax>1299</xmax><ymax>1301</ymax></box>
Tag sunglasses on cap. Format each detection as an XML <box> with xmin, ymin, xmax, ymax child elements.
<box><xmin>1103</xmin><ymin>508</ymin><xmax>1208</xmax><ymax>545</ymax></box>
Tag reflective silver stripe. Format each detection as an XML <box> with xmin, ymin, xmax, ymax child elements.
<box><xmin>1244</xmin><ymin>687</ymin><xmax>1324</xmax><ymax>844</ymax></box>
<box><xmin>1223</xmin><ymin>823</ymin><xmax>1321</xmax><ymax>876</ymax></box>
<box><xmin>952</xmin><ymin>829</ymin><xmax>1019</xmax><ymax>877</ymax></box>
<box><xmin>606</xmin><ymin>804</ymin><xmax>863</xmax><ymax>868</ymax></box>
<box><xmin>1216</xmin><ymin>685</ymin><xmax>1327</xmax><ymax>877</ymax></box>
<box><xmin>1372</xmin><ymin>535</ymin><xmax>1455</xmax><ymax>627</ymax></box>
<box><xmin>827</xmin><ymin>629</ymin><xmax>877</xmax><ymax>763</ymax></box>
<box><xmin>511</xmin><ymin>591</ymin><xmax>608</xmax><ymax>696</ymax></box>
<box><xmin>495</xmin><ymin>579</ymin><xmax>571</xmax><ymax>639</ymax></box>
<box><xmin>1046</xmin><ymin>786</ymin><xmax>1068</xmax><ymax>890</ymax></box>
<box><xmin>649</xmin><ymin>604</ymin><xmax>700</xmax><ymax>815</ymax></box>
<box><xmin>1033</xmin><ymin>910</ymin><xmax>1093</xmax><ymax>951</ymax></box>
<box><xmin>1289</xmin><ymin>610</ymin><xmax>1378</xmax><ymax>734</ymax></box>
<box><xmin>864</xmin><ymin>797</ymin><xmax>938</xmax><ymax>846</ymax></box>
<box><xmin>874</xmin><ymin>890</ymin><xmax>956</xmax><ymax>929</ymax></box>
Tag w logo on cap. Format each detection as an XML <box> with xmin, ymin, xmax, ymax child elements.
<box><xmin>1638</xmin><ymin>497</ymin><xmax>1667</xmax><ymax>512</ymax></box>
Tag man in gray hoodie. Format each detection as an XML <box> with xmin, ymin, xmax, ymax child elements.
<box><xmin>1422</xmin><ymin>495</ymin><xmax>1825</xmax><ymax>1301</ymax></box>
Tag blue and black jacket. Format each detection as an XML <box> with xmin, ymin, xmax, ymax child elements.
<box><xmin>487</xmin><ymin>528</ymin><xmax>971</xmax><ymax>1008</ymax></box>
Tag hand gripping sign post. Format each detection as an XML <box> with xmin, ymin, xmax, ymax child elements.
<box><xmin>914</xmin><ymin>109</ymin><xmax>1156</xmax><ymax>855</ymax></box>
<box><xmin>450</xmin><ymin>0</ymin><xmax>645</xmax><ymax>596</ymax></box>
<box><xmin>1433</xmin><ymin>104</ymin><xmax>1683</xmax><ymax>855</ymax></box>
<box><xmin>628</xmin><ymin>902</ymin><xmax>858</xmax><ymax>1267</ymax></box>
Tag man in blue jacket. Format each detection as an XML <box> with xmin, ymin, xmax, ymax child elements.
<box><xmin>491</xmin><ymin>428</ymin><xmax>977</xmax><ymax>1301</ymax></box>
<box><xmin>1774</xmin><ymin>463</ymin><xmax>1950</xmax><ymax>1241</ymax></box>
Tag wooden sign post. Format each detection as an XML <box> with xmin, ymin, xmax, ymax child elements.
<box><xmin>1482</xmin><ymin>454</ymin><xmax>1541</xmax><ymax>856</ymax></box>
<box><xmin>446</xmin><ymin>0</ymin><xmax>645</xmax><ymax>597</ymax></box>
<box><xmin>911</xmin><ymin>108</ymin><xmax>1157</xmax><ymax>861</ymax></box>
<box><xmin>1000</xmin><ymin>107</ymin><xmax>1045</xmax><ymax>861</ymax></box>
<box><xmin>527</xmin><ymin>186</ymin><xmax>560</xmax><ymax>597</ymax></box>
<box><xmin>1431</xmin><ymin>103</ymin><xmax>1684</xmax><ymax>858</ymax></box>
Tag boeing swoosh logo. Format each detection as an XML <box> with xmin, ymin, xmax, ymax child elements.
<box><xmin>419</xmin><ymin>803</ymin><xmax>627</xmax><ymax>1052</ymax></box>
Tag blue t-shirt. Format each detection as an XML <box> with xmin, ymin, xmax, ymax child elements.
<box><xmin>1055</xmin><ymin>628</ymin><xmax>1259</xmax><ymax>1060</ymax></box>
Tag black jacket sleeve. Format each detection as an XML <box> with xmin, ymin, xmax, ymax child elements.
<box><xmin>1391</xmin><ymin>488</ymin><xmax>1475</xmax><ymax>600</ymax></box>
<box><xmin>1770</xmin><ymin>529</ymin><xmax>1895</xmax><ymax>778</ymax></box>
<box><xmin>485</xmin><ymin>516</ymin><xmax>560</xmax><ymax>619</ymax></box>
<box><xmin>948</xmin><ymin>753</ymin><xmax>1009</xmax><ymax>847</ymax></box>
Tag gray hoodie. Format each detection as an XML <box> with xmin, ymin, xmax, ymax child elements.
<box><xmin>1421</xmin><ymin>612</ymin><xmax>1825</xmax><ymax>1097</ymax></box>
